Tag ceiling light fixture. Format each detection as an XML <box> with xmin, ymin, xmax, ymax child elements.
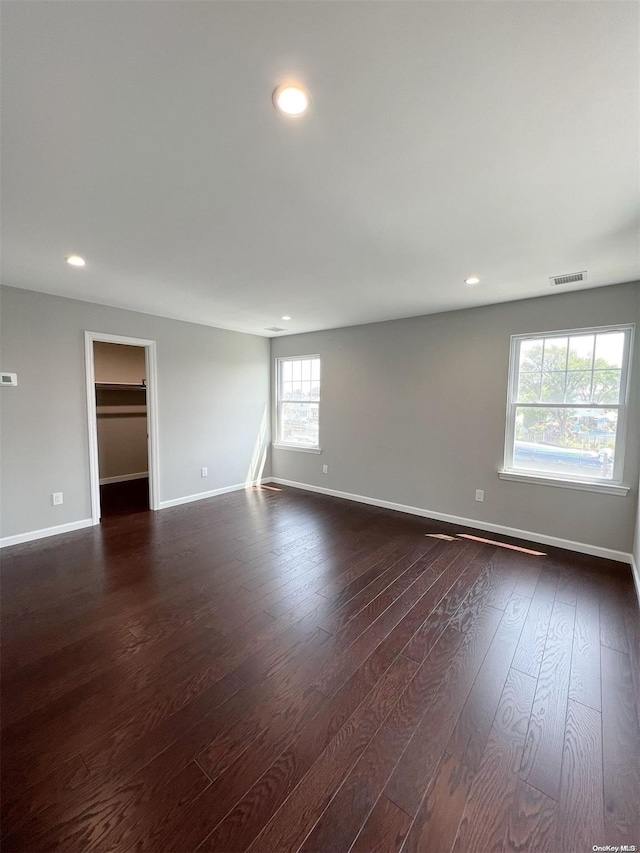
<box><xmin>273</xmin><ymin>84</ymin><xmax>310</xmax><ymax>117</ymax></box>
<box><xmin>464</xmin><ymin>276</ymin><xmax>480</xmax><ymax>286</ymax></box>
<box><xmin>281</xmin><ymin>315</ymin><xmax>292</xmax><ymax>321</ymax></box>
<box><xmin>66</xmin><ymin>255</ymin><xmax>86</xmax><ymax>267</ymax></box>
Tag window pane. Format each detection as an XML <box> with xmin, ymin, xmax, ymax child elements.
<box><xmin>279</xmin><ymin>402</ymin><xmax>319</xmax><ymax>446</ymax></box>
<box><xmin>282</xmin><ymin>360</ymin><xmax>292</xmax><ymax>381</ymax></box>
<box><xmin>568</xmin><ymin>334</ymin><xmax>594</xmax><ymax>367</ymax></box>
<box><xmin>595</xmin><ymin>332</ymin><xmax>624</xmax><ymax>369</ymax></box>
<box><xmin>517</xmin><ymin>372</ymin><xmax>542</xmax><ymax>402</ymax></box>
<box><xmin>592</xmin><ymin>369</ymin><xmax>622</xmax><ymax>405</ymax></box>
<box><xmin>281</xmin><ymin>380</ymin><xmax>293</xmax><ymax>400</ymax></box>
<box><xmin>540</xmin><ymin>372</ymin><xmax>565</xmax><ymax>403</ymax></box>
<box><xmin>292</xmin><ymin>360</ymin><xmax>301</xmax><ymax>381</ymax></box>
<box><xmin>312</xmin><ymin>358</ymin><xmax>321</xmax><ymax>381</ymax></box>
<box><xmin>301</xmin><ymin>359</ymin><xmax>311</xmax><ymax>381</ymax></box>
<box><xmin>565</xmin><ymin>371</ymin><xmax>592</xmax><ymax>403</ymax></box>
<box><xmin>513</xmin><ymin>406</ymin><xmax>617</xmax><ymax>480</ymax></box>
<box><xmin>542</xmin><ymin>337</ymin><xmax>568</xmax><ymax>372</ymax></box>
<box><xmin>519</xmin><ymin>340</ymin><xmax>543</xmax><ymax>372</ymax></box>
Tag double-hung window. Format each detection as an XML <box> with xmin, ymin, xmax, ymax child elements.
<box><xmin>275</xmin><ymin>355</ymin><xmax>321</xmax><ymax>450</ymax></box>
<box><xmin>502</xmin><ymin>325</ymin><xmax>634</xmax><ymax>491</ymax></box>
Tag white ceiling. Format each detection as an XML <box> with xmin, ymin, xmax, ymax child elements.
<box><xmin>2</xmin><ymin>1</ymin><xmax>638</xmax><ymax>337</ymax></box>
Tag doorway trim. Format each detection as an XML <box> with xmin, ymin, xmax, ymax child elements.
<box><xmin>84</xmin><ymin>331</ymin><xmax>160</xmax><ymax>524</ymax></box>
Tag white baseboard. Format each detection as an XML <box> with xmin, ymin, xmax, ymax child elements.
<box><xmin>0</xmin><ymin>518</ymin><xmax>95</xmax><ymax>549</ymax></box>
<box><xmin>99</xmin><ymin>472</ymin><xmax>148</xmax><ymax>485</ymax></box>
<box><xmin>0</xmin><ymin>479</ymin><xmax>273</xmax><ymax>549</ymax></box>
<box><xmin>159</xmin><ymin>478</ymin><xmax>273</xmax><ymax>510</ymax></box>
<box><xmin>270</xmin><ymin>478</ymin><xmax>633</xmax><ymax>566</ymax></box>
<box><xmin>631</xmin><ymin>555</ymin><xmax>640</xmax><ymax>609</ymax></box>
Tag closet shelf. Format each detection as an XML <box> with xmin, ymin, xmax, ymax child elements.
<box><xmin>95</xmin><ymin>382</ymin><xmax>146</xmax><ymax>391</ymax></box>
<box><xmin>96</xmin><ymin>405</ymin><xmax>147</xmax><ymax>416</ymax></box>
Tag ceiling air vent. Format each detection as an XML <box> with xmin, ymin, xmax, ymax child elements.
<box><xmin>549</xmin><ymin>270</ymin><xmax>587</xmax><ymax>286</ymax></box>
<box><xmin>265</xmin><ymin>326</ymin><xmax>286</xmax><ymax>332</ymax></box>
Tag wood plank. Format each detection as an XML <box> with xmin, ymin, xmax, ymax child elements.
<box><xmin>531</xmin><ymin>564</ymin><xmax>559</xmax><ymax>600</ymax></box>
<box><xmin>505</xmin><ymin>780</ymin><xmax>558</xmax><ymax>853</ymax></box>
<box><xmin>1</xmin><ymin>632</ymin><xmax>252</xmax><ymax>794</ymax></box>
<box><xmin>228</xmin><ymin>623</ymin><xmax>331</xmax><ymax>689</ymax></box>
<box><xmin>600</xmin><ymin>581</ymin><xmax>630</xmax><ymax>652</ymax></box>
<box><xmin>92</xmin><ymin>760</ymin><xmax>211</xmax><ymax>851</ymax></box>
<box><xmin>623</xmin><ymin>592</ymin><xmax>640</xmax><ymax>737</ymax></box>
<box><xmin>511</xmin><ymin>585</ymin><xmax>554</xmax><ymax>678</ymax></box>
<box><xmin>198</xmin><ymin>674</ymin><xmax>373</xmax><ymax>852</ymax></box>
<box><xmin>0</xmin><ymin>755</ymin><xmax>89</xmax><ymax>840</ymax></box>
<box><xmin>2</xmin><ymin>684</ymin><xmax>324</xmax><ymax>851</ymax></box>
<box><xmin>556</xmin><ymin>699</ymin><xmax>604</xmax><ymax>853</ymax></box>
<box><xmin>520</xmin><ymin>600</ymin><xmax>575</xmax><ymax>800</ymax></box>
<box><xmin>196</xmin><ymin>639</ymin><xmax>333</xmax><ymax>781</ymax></box>
<box><xmin>512</xmin><ymin>558</ymin><xmax>542</xmax><ymax>598</ymax></box>
<box><xmin>297</xmin><ymin>612</ymin><xmax>483</xmax><ymax>853</ymax></box>
<box><xmin>403</xmin><ymin>545</ymin><xmax>489</xmax><ymax>663</ymax></box>
<box><xmin>317</xmin><ymin>544</ymin><xmax>439</xmax><ymax>636</ymax></box>
<box><xmin>80</xmin><ymin>670</ymin><xmax>244</xmax><ymax>775</ymax></box>
<box><xmin>1</xmin><ymin>739</ymin><xmax>211</xmax><ymax>852</ymax></box>
<box><xmin>117</xmin><ymin>687</ymin><xmax>327</xmax><ymax>853</ymax></box>
<box><xmin>243</xmin><ymin>655</ymin><xmax>419</xmax><ymax>853</ymax></box>
<box><xmin>383</xmin><ymin>605</ymin><xmax>503</xmax><ymax>816</ymax></box>
<box><xmin>555</xmin><ymin>566</ymin><xmax>580</xmax><ymax>606</ymax></box>
<box><xmin>452</xmin><ymin>668</ymin><xmax>536</xmax><ymax>853</ymax></box>
<box><xmin>313</xmin><ymin>539</ymin><xmax>415</xmax><ymax>601</ymax></box>
<box><xmin>333</xmin><ymin>543</ymin><xmax>476</xmax><ymax>653</ymax></box>
<box><xmin>601</xmin><ymin>644</ymin><xmax>640</xmax><ymax>845</ymax></box>
<box><xmin>403</xmin><ymin>752</ymin><xmax>474</xmax><ymax>853</ymax></box>
<box><xmin>297</xmin><ymin>709</ymin><xmax>414</xmax><ymax>852</ymax></box>
<box><xmin>446</xmin><ymin>593</ymin><xmax>530</xmax><ymax>770</ymax></box>
<box><xmin>569</xmin><ymin>579</ymin><xmax>601</xmax><ymax>710</ymax></box>
<box><xmin>314</xmin><ymin>552</ymin><xmax>462</xmax><ymax>698</ymax></box>
<box><xmin>350</xmin><ymin>794</ymin><xmax>411</xmax><ymax>853</ymax></box>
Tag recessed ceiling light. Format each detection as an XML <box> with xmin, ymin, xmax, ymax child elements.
<box><xmin>281</xmin><ymin>315</ymin><xmax>292</xmax><ymax>321</ymax></box>
<box><xmin>464</xmin><ymin>276</ymin><xmax>480</xmax><ymax>286</ymax></box>
<box><xmin>66</xmin><ymin>255</ymin><xmax>86</xmax><ymax>267</ymax></box>
<box><xmin>273</xmin><ymin>84</ymin><xmax>310</xmax><ymax>117</ymax></box>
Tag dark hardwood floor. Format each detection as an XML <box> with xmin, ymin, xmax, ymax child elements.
<box><xmin>2</xmin><ymin>485</ymin><xmax>639</xmax><ymax>852</ymax></box>
<box><xmin>100</xmin><ymin>477</ymin><xmax>150</xmax><ymax>517</ymax></box>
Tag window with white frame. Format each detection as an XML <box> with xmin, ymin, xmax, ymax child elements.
<box><xmin>276</xmin><ymin>355</ymin><xmax>321</xmax><ymax>448</ymax></box>
<box><xmin>503</xmin><ymin>325</ymin><xmax>634</xmax><ymax>486</ymax></box>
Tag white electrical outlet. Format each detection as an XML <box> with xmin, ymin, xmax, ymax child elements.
<box><xmin>201</xmin><ymin>467</ymin><xmax>208</xmax><ymax>478</ymax></box>
<box><xmin>52</xmin><ymin>492</ymin><xmax>63</xmax><ymax>506</ymax></box>
<box><xmin>475</xmin><ymin>489</ymin><xmax>484</xmax><ymax>502</ymax></box>
<box><xmin>322</xmin><ymin>464</ymin><xmax>328</xmax><ymax>474</ymax></box>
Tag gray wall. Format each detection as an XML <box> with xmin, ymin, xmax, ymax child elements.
<box><xmin>0</xmin><ymin>286</ymin><xmax>271</xmax><ymax>538</ymax></box>
<box><xmin>271</xmin><ymin>282</ymin><xmax>640</xmax><ymax>554</ymax></box>
<box><xmin>634</xmin><ymin>480</ymin><xmax>640</xmax><ymax>572</ymax></box>
<box><xmin>94</xmin><ymin>343</ymin><xmax>148</xmax><ymax>481</ymax></box>
<box><xmin>93</xmin><ymin>341</ymin><xmax>147</xmax><ymax>385</ymax></box>
<box><xmin>96</xmin><ymin>388</ymin><xmax>148</xmax><ymax>482</ymax></box>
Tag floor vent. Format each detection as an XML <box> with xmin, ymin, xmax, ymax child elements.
<box><xmin>549</xmin><ymin>270</ymin><xmax>587</xmax><ymax>286</ymax></box>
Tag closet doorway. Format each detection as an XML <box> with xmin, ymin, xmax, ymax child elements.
<box><xmin>85</xmin><ymin>332</ymin><xmax>160</xmax><ymax>523</ymax></box>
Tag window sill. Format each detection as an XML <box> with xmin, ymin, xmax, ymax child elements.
<box><xmin>272</xmin><ymin>443</ymin><xmax>322</xmax><ymax>454</ymax></box>
<box><xmin>497</xmin><ymin>469</ymin><xmax>629</xmax><ymax>496</ymax></box>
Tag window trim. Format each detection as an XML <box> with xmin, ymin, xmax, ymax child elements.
<box><xmin>502</xmin><ymin>323</ymin><xmax>634</xmax><ymax>491</ymax></box>
<box><xmin>274</xmin><ymin>354</ymin><xmax>321</xmax><ymax>451</ymax></box>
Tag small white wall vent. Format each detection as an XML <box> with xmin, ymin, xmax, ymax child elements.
<box><xmin>549</xmin><ymin>270</ymin><xmax>587</xmax><ymax>286</ymax></box>
<box><xmin>265</xmin><ymin>326</ymin><xmax>286</xmax><ymax>332</ymax></box>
